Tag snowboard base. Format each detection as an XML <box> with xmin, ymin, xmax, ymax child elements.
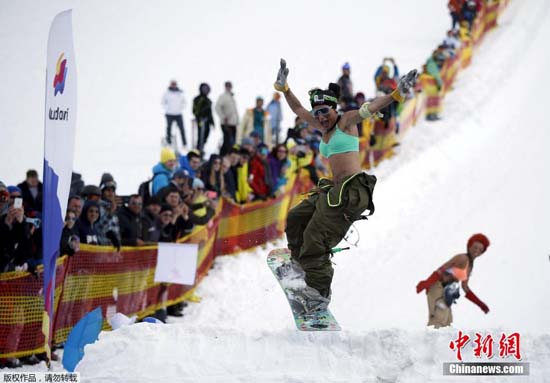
<box><xmin>267</xmin><ymin>248</ymin><xmax>341</xmax><ymax>331</ymax></box>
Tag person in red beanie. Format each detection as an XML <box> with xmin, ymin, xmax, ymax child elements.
<box><xmin>416</xmin><ymin>233</ymin><xmax>490</xmax><ymax>328</ymax></box>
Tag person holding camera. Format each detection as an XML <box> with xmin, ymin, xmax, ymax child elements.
<box><xmin>60</xmin><ymin>209</ymin><xmax>80</xmax><ymax>256</ymax></box>
<box><xmin>274</xmin><ymin>59</ymin><xmax>417</xmax><ymax>314</ymax></box>
<box><xmin>0</xmin><ymin>186</ymin><xmax>29</xmax><ymax>272</ymax></box>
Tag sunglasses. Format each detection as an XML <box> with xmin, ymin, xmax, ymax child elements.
<box><xmin>312</xmin><ymin>107</ymin><xmax>331</xmax><ymax>117</ymax></box>
<box><xmin>65</xmin><ymin>216</ymin><xmax>77</xmax><ymax>222</ymax></box>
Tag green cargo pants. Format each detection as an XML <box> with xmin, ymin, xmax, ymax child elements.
<box><xmin>285</xmin><ymin>172</ymin><xmax>376</xmax><ymax>298</ymax></box>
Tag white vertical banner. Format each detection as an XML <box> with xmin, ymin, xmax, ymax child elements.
<box><xmin>42</xmin><ymin>9</ymin><xmax>77</xmax><ymax>362</ymax></box>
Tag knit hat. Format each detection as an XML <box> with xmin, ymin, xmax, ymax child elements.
<box><xmin>100</xmin><ymin>172</ymin><xmax>117</xmax><ymax>191</ymax></box>
<box><xmin>161</xmin><ymin>147</ymin><xmax>176</xmax><ymax>163</ymax></box>
<box><xmin>0</xmin><ymin>181</ymin><xmax>7</xmax><ymax>191</ymax></box>
<box><xmin>81</xmin><ymin>184</ymin><xmax>101</xmax><ymax>198</ymax></box>
<box><xmin>467</xmin><ymin>233</ymin><xmax>490</xmax><ymax>253</ymax></box>
<box><xmin>192</xmin><ymin>178</ymin><xmax>205</xmax><ymax>190</ymax></box>
<box><xmin>241</xmin><ymin>137</ymin><xmax>254</xmax><ymax>146</ymax></box>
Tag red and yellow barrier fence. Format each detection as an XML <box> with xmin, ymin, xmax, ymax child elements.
<box><xmin>0</xmin><ymin>1</ymin><xmax>509</xmax><ymax>360</ymax></box>
<box><xmin>0</xmin><ymin>257</ymin><xmax>67</xmax><ymax>359</ymax></box>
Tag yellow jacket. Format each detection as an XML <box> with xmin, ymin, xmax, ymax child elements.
<box><xmin>235</xmin><ymin>163</ymin><xmax>253</xmax><ymax>203</ymax></box>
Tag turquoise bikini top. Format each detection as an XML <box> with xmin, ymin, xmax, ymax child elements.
<box><xmin>319</xmin><ymin>124</ymin><xmax>359</xmax><ymax>158</ymax></box>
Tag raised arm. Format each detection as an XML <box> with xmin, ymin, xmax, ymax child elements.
<box><xmin>274</xmin><ymin>59</ymin><xmax>321</xmax><ymax>129</ymax></box>
<box><xmin>341</xmin><ymin>69</ymin><xmax>418</xmax><ymax>129</ymax></box>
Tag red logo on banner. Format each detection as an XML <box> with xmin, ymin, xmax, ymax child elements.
<box><xmin>53</xmin><ymin>52</ymin><xmax>67</xmax><ymax>96</ymax></box>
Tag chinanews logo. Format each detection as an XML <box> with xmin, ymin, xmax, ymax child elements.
<box><xmin>49</xmin><ymin>52</ymin><xmax>70</xmax><ymax>121</ymax></box>
<box><xmin>53</xmin><ymin>52</ymin><xmax>67</xmax><ymax>96</ymax></box>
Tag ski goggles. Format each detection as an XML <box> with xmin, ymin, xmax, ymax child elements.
<box><xmin>312</xmin><ymin>106</ymin><xmax>331</xmax><ymax>118</ymax></box>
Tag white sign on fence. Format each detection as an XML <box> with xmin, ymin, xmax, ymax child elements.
<box><xmin>154</xmin><ymin>243</ymin><xmax>199</xmax><ymax>285</ymax></box>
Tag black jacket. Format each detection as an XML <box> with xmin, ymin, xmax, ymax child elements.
<box><xmin>0</xmin><ymin>215</ymin><xmax>31</xmax><ymax>272</ymax></box>
<box><xmin>17</xmin><ymin>181</ymin><xmax>43</xmax><ymax>213</ymax></box>
<box><xmin>117</xmin><ymin>206</ymin><xmax>148</xmax><ymax>246</ymax></box>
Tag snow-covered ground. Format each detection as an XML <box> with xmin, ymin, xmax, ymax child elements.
<box><xmin>3</xmin><ymin>0</ymin><xmax>550</xmax><ymax>382</ymax></box>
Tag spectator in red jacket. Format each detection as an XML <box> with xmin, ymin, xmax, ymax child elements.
<box><xmin>448</xmin><ymin>0</ymin><xmax>465</xmax><ymax>29</ymax></box>
<box><xmin>249</xmin><ymin>143</ymin><xmax>273</xmax><ymax>200</ymax></box>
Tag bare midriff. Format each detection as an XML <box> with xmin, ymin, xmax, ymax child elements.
<box><xmin>327</xmin><ymin>151</ymin><xmax>363</xmax><ymax>183</ymax></box>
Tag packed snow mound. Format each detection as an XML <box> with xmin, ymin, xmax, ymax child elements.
<box><xmin>77</xmin><ymin>323</ymin><xmax>550</xmax><ymax>383</ymax></box>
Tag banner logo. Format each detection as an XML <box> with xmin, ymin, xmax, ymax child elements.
<box><xmin>53</xmin><ymin>53</ymin><xmax>68</xmax><ymax>96</ymax></box>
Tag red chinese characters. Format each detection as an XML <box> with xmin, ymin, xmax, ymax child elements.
<box><xmin>449</xmin><ymin>330</ymin><xmax>471</xmax><ymax>361</ymax></box>
<box><xmin>499</xmin><ymin>332</ymin><xmax>522</xmax><ymax>360</ymax></box>
<box><xmin>473</xmin><ymin>333</ymin><xmax>494</xmax><ymax>359</ymax></box>
<box><xmin>449</xmin><ymin>331</ymin><xmax>522</xmax><ymax>361</ymax></box>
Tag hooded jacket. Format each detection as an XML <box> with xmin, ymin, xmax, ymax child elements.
<box><xmin>152</xmin><ymin>163</ymin><xmax>174</xmax><ymax>196</ymax></box>
<box><xmin>76</xmin><ymin>201</ymin><xmax>101</xmax><ymax>245</ymax></box>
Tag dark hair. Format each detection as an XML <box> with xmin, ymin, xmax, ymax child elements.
<box><xmin>328</xmin><ymin>83</ymin><xmax>341</xmax><ymax>99</ymax></box>
<box><xmin>271</xmin><ymin>144</ymin><xmax>288</xmax><ymax>158</ymax></box>
<box><xmin>187</xmin><ymin>150</ymin><xmax>201</xmax><ymax>161</ymax></box>
<box><xmin>26</xmin><ymin>169</ymin><xmax>38</xmax><ymax>178</ymax></box>
<box><xmin>68</xmin><ymin>195</ymin><xmax>82</xmax><ymax>203</ymax></box>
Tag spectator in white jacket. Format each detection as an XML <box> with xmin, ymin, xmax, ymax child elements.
<box><xmin>215</xmin><ymin>81</ymin><xmax>239</xmax><ymax>156</ymax></box>
<box><xmin>161</xmin><ymin>80</ymin><xmax>186</xmax><ymax>147</ymax></box>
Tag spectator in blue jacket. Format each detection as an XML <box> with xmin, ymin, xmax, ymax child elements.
<box><xmin>266</xmin><ymin>93</ymin><xmax>283</xmax><ymax>145</ymax></box>
<box><xmin>178</xmin><ymin>149</ymin><xmax>202</xmax><ymax>180</ymax></box>
<box><xmin>152</xmin><ymin>148</ymin><xmax>177</xmax><ymax>195</ymax></box>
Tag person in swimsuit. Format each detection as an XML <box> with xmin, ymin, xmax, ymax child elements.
<box><xmin>416</xmin><ymin>233</ymin><xmax>491</xmax><ymax>328</ymax></box>
<box><xmin>273</xmin><ymin>59</ymin><xmax>418</xmax><ymax>313</ymax></box>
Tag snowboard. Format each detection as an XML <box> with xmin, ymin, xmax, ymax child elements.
<box><xmin>267</xmin><ymin>248</ymin><xmax>341</xmax><ymax>331</ymax></box>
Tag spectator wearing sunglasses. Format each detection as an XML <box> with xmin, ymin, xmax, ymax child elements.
<box><xmin>60</xmin><ymin>209</ymin><xmax>79</xmax><ymax>256</ymax></box>
<box><xmin>268</xmin><ymin>144</ymin><xmax>290</xmax><ymax>193</ymax></box>
<box><xmin>273</xmin><ymin>59</ymin><xmax>417</xmax><ymax>314</ymax></box>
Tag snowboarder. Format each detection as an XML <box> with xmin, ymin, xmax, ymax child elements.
<box><xmin>273</xmin><ymin>59</ymin><xmax>418</xmax><ymax>314</ymax></box>
<box><xmin>416</xmin><ymin>233</ymin><xmax>491</xmax><ymax>328</ymax></box>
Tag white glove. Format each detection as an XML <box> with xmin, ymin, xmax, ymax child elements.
<box><xmin>274</xmin><ymin>59</ymin><xmax>289</xmax><ymax>92</ymax></box>
<box><xmin>391</xmin><ymin>69</ymin><xmax>418</xmax><ymax>103</ymax></box>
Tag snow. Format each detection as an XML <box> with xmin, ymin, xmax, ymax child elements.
<box><xmin>3</xmin><ymin>0</ymin><xmax>550</xmax><ymax>382</ymax></box>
